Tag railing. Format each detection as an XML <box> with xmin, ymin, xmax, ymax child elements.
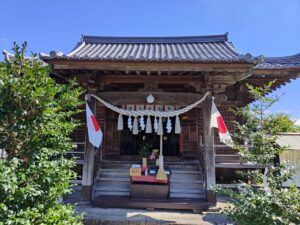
<box><xmin>66</xmin><ymin>142</ymin><xmax>85</xmax><ymax>189</ymax></box>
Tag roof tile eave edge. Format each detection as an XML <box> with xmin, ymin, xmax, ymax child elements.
<box><xmin>254</xmin><ymin>65</ymin><xmax>300</xmax><ymax>70</ymax></box>
<box><xmin>42</xmin><ymin>57</ymin><xmax>254</xmax><ymax>64</ymax></box>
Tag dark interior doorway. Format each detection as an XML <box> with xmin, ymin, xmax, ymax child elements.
<box><xmin>120</xmin><ymin>116</ymin><xmax>180</xmax><ymax>156</ymax></box>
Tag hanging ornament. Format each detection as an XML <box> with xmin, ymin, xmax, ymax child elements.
<box><xmin>127</xmin><ymin>116</ymin><xmax>133</xmax><ymax>130</ymax></box>
<box><xmin>117</xmin><ymin>114</ymin><xmax>124</xmax><ymax>130</ymax></box>
<box><xmin>132</xmin><ymin>117</ymin><xmax>138</xmax><ymax>135</ymax></box>
<box><xmin>139</xmin><ymin>115</ymin><xmax>145</xmax><ymax>130</ymax></box>
<box><xmin>175</xmin><ymin>115</ymin><xmax>181</xmax><ymax>134</ymax></box>
<box><xmin>166</xmin><ymin>117</ymin><xmax>172</xmax><ymax>133</ymax></box>
<box><xmin>146</xmin><ymin>115</ymin><xmax>152</xmax><ymax>133</ymax></box>
<box><xmin>154</xmin><ymin>116</ymin><xmax>158</xmax><ymax>133</ymax></box>
<box><xmin>146</xmin><ymin>94</ymin><xmax>155</xmax><ymax>104</ymax></box>
<box><xmin>157</xmin><ymin>117</ymin><xmax>163</xmax><ymax>135</ymax></box>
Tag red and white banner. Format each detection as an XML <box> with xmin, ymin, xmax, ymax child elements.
<box><xmin>210</xmin><ymin>101</ymin><xmax>234</xmax><ymax>147</ymax></box>
<box><xmin>86</xmin><ymin>103</ymin><xmax>103</xmax><ymax>148</ymax></box>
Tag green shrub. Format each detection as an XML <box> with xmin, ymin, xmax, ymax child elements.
<box><xmin>0</xmin><ymin>43</ymin><xmax>83</xmax><ymax>224</ymax></box>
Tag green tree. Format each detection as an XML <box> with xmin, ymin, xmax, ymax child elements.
<box><xmin>215</xmin><ymin>81</ymin><xmax>300</xmax><ymax>225</ymax></box>
<box><xmin>233</xmin><ymin>81</ymin><xmax>284</xmax><ymax>164</ymax></box>
<box><xmin>266</xmin><ymin>113</ymin><xmax>300</xmax><ymax>133</ymax></box>
<box><xmin>0</xmin><ymin>43</ymin><xmax>83</xmax><ymax>224</ymax></box>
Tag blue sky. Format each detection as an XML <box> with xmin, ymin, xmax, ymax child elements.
<box><xmin>1</xmin><ymin>0</ymin><xmax>300</xmax><ymax>123</ymax></box>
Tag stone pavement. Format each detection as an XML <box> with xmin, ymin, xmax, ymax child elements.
<box><xmin>76</xmin><ymin>203</ymin><xmax>232</xmax><ymax>225</ymax></box>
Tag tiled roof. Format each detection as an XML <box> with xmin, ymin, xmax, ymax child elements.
<box><xmin>255</xmin><ymin>53</ymin><xmax>300</xmax><ymax>69</ymax></box>
<box><xmin>43</xmin><ymin>34</ymin><xmax>253</xmax><ymax>63</ymax></box>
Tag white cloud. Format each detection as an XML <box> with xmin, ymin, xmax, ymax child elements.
<box><xmin>295</xmin><ymin>119</ymin><xmax>300</xmax><ymax>126</ymax></box>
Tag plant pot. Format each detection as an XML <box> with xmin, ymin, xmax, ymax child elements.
<box><xmin>142</xmin><ymin>157</ymin><xmax>147</xmax><ymax>168</ymax></box>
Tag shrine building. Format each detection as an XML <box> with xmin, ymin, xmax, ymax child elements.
<box><xmin>8</xmin><ymin>33</ymin><xmax>300</xmax><ymax>211</ymax></box>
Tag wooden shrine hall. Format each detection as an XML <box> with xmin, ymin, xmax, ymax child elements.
<box><xmin>37</xmin><ymin>33</ymin><xmax>300</xmax><ymax>211</ymax></box>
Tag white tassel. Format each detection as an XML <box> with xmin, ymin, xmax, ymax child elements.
<box><xmin>127</xmin><ymin>116</ymin><xmax>133</xmax><ymax>130</ymax></box>
<box><xmin>154</xmin><ymin>116</ymin><xmax>158</xmax><ymax>133</ymax></box>
<box><xmin>166</xmin><ymin>117</ymin><xmax>172</xmax><ymax>133</ymax></box>
<box><xmin>262</xmin><ymin>167</ymin><xmax>271</xmax><ymax>195</ymax></box>
<box><xmin>175</xmin><ymin>115</ymin><xmax>181</xmax><ymax>134</ymax></box>
<box><xmin>157</xmin><ymin>117</ymin><xmax>163</xmax><ymax>135</ymax></box>
<box><xmin>132</xmin><ymin>116</ymin><xmax>139</xmax><ymax>135</ymax></box>
<box><xmin>117</xmin><ymin>114</ymin><xmax>124</xmax><ymax>130</ymax></box>
<box><xmin>146</xmin><ymin>115</ymin><xmax>152</xmax><ymax>133</ymax></box>
<box><xmin>140</xmin><ymin>115</ymin><xmax>145</xmax><ymax>130</ymax></box>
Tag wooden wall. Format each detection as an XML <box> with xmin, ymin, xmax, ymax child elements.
<box><xmin>180</xmin><ymin>108</ymin><xmax>199</xmax><ymax>159</ymax></box>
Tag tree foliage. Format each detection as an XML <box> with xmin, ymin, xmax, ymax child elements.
<box><xmin>0</xmin><ymin>43</ymin><xmax>83</xmax><ymax>224</ymax></box>
<box><xmin>233</xmin><ymin>81</ymin><xmax>284</xmax><ymax>164</ymax></box>
<box><xmin>265</xmin><ymin>113</ymin><xmax>300</xmax><ymax>133</ymax></box>
<box><xmin>215</xmin><ymin>81</ymin><xmax>300</xmax><ymax>225</ymax></box>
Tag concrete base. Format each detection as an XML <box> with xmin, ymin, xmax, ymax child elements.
<box><xmin>77</xmin><ymin>206</ymin><xmax>231</xmax><ymax>225</ymax></box>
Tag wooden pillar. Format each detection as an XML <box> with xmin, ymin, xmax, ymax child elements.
<box><xmin>203</xmin><ymin>96</ymin><xmax>217</xmax><ymax>205</ymax></box>
<box><xmin>81</xmin><ymin>96</ymin><xmax>96</xmax><ymax>201</ymax></box>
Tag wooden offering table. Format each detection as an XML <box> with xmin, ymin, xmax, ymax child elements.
<box><xmin>130</xmin><ymin>166</ymin><xmax>171</xmax><ymax>199</ymax></box>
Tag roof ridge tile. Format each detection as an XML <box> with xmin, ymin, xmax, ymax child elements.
<box><xmin>81</xmin><ymin>34</ymin><xmax>228</xmax><ymax>44</ymax></box>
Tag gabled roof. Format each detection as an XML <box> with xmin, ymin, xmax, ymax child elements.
<box><xmin>255</xmin><ymin>53</ymin><xmax>300</xmax><ymax>69</ymax></box>
<box><xmin>42</xmin><ymin>33</ymin><xmax>254</xmax><ymax>63</ymax></box>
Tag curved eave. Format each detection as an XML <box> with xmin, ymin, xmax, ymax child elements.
<box><xmin>42</xmin><ymin>55</ymin><xmax>252</xmax><ymax>64</ymax></box>
<box><xmin>255</xmin><ymin>53</ymin><xmax>300</xmax><ymax>70</ymax></box>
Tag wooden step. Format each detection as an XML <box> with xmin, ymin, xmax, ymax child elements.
<box><xmin>170</xmin><ymin>188</ymin><xmax>204</xmax><ymax>194</ymax></box>
<box><xmin>94</xmin><ymin>191</ymin><xmax>130</xmax><ymax>197</ymax></box>
<box><xmin>171</xmin><ymin>174</ymin><xmax>202</xmax><ymax>180</ymax></box>
<box><xmin>171</xmin><ymin>170</ymin><xmax>202</xmax><ymax>174</ymax></box>
<box><xmin>96</xmin><ymin>177</ymin><xmax>130</xmax><ymax>182</ymax></box>
<box><xmin>99</xmin><ymin>172</ymin><xmax>129</xmax><ymax>178</ymax></box>
<box><xmin>170</xmin><ymin>178</ymin><xmax>203</xmax><ymax>184</ymax></box>
<box><xmin>100</xmin><ymin>168</ymin><xmax>130</xmax><ymax>172</ymax></box>
<box><xmin>93</xmin><ymin>186</ymin><xmax>130</xmax><ymax>192</ymax></box>
<box><xmin>169</xmin><ymin>192</ymin><xmax>205</xmax><ymax>199</ymax></box>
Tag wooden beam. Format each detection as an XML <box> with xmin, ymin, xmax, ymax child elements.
<box><xmin>235</xmin><ymin>68</ymin><xmax>254</xmax><ymax>82</ymax></box>
<box><xmin>50</xmin><ymin>60</ymin><xmax>252</xmax><ymax>72</ymax></box>
<box><xmin>202</xmin><ymin>96</ymin><xmax>217</xmax><ymax>205</ymax></box>
<box><xmin>96</xmin><ymin>75</ymin><xmax>204</xmax><ymax>83</ymax></box>
<box><xmin>97</xmin><ymin>91</ymin><xmax>205</xmax><ymax>105</ymax></box>
<box><xmin>81</xmin><ymin>96</ymin><xmax>96</xmax><ymax>201</ymax></box>
<box><xmin>254</xmin><ymin>68</ymin><xmax>300</xmax><ymax>75</ymax></box>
